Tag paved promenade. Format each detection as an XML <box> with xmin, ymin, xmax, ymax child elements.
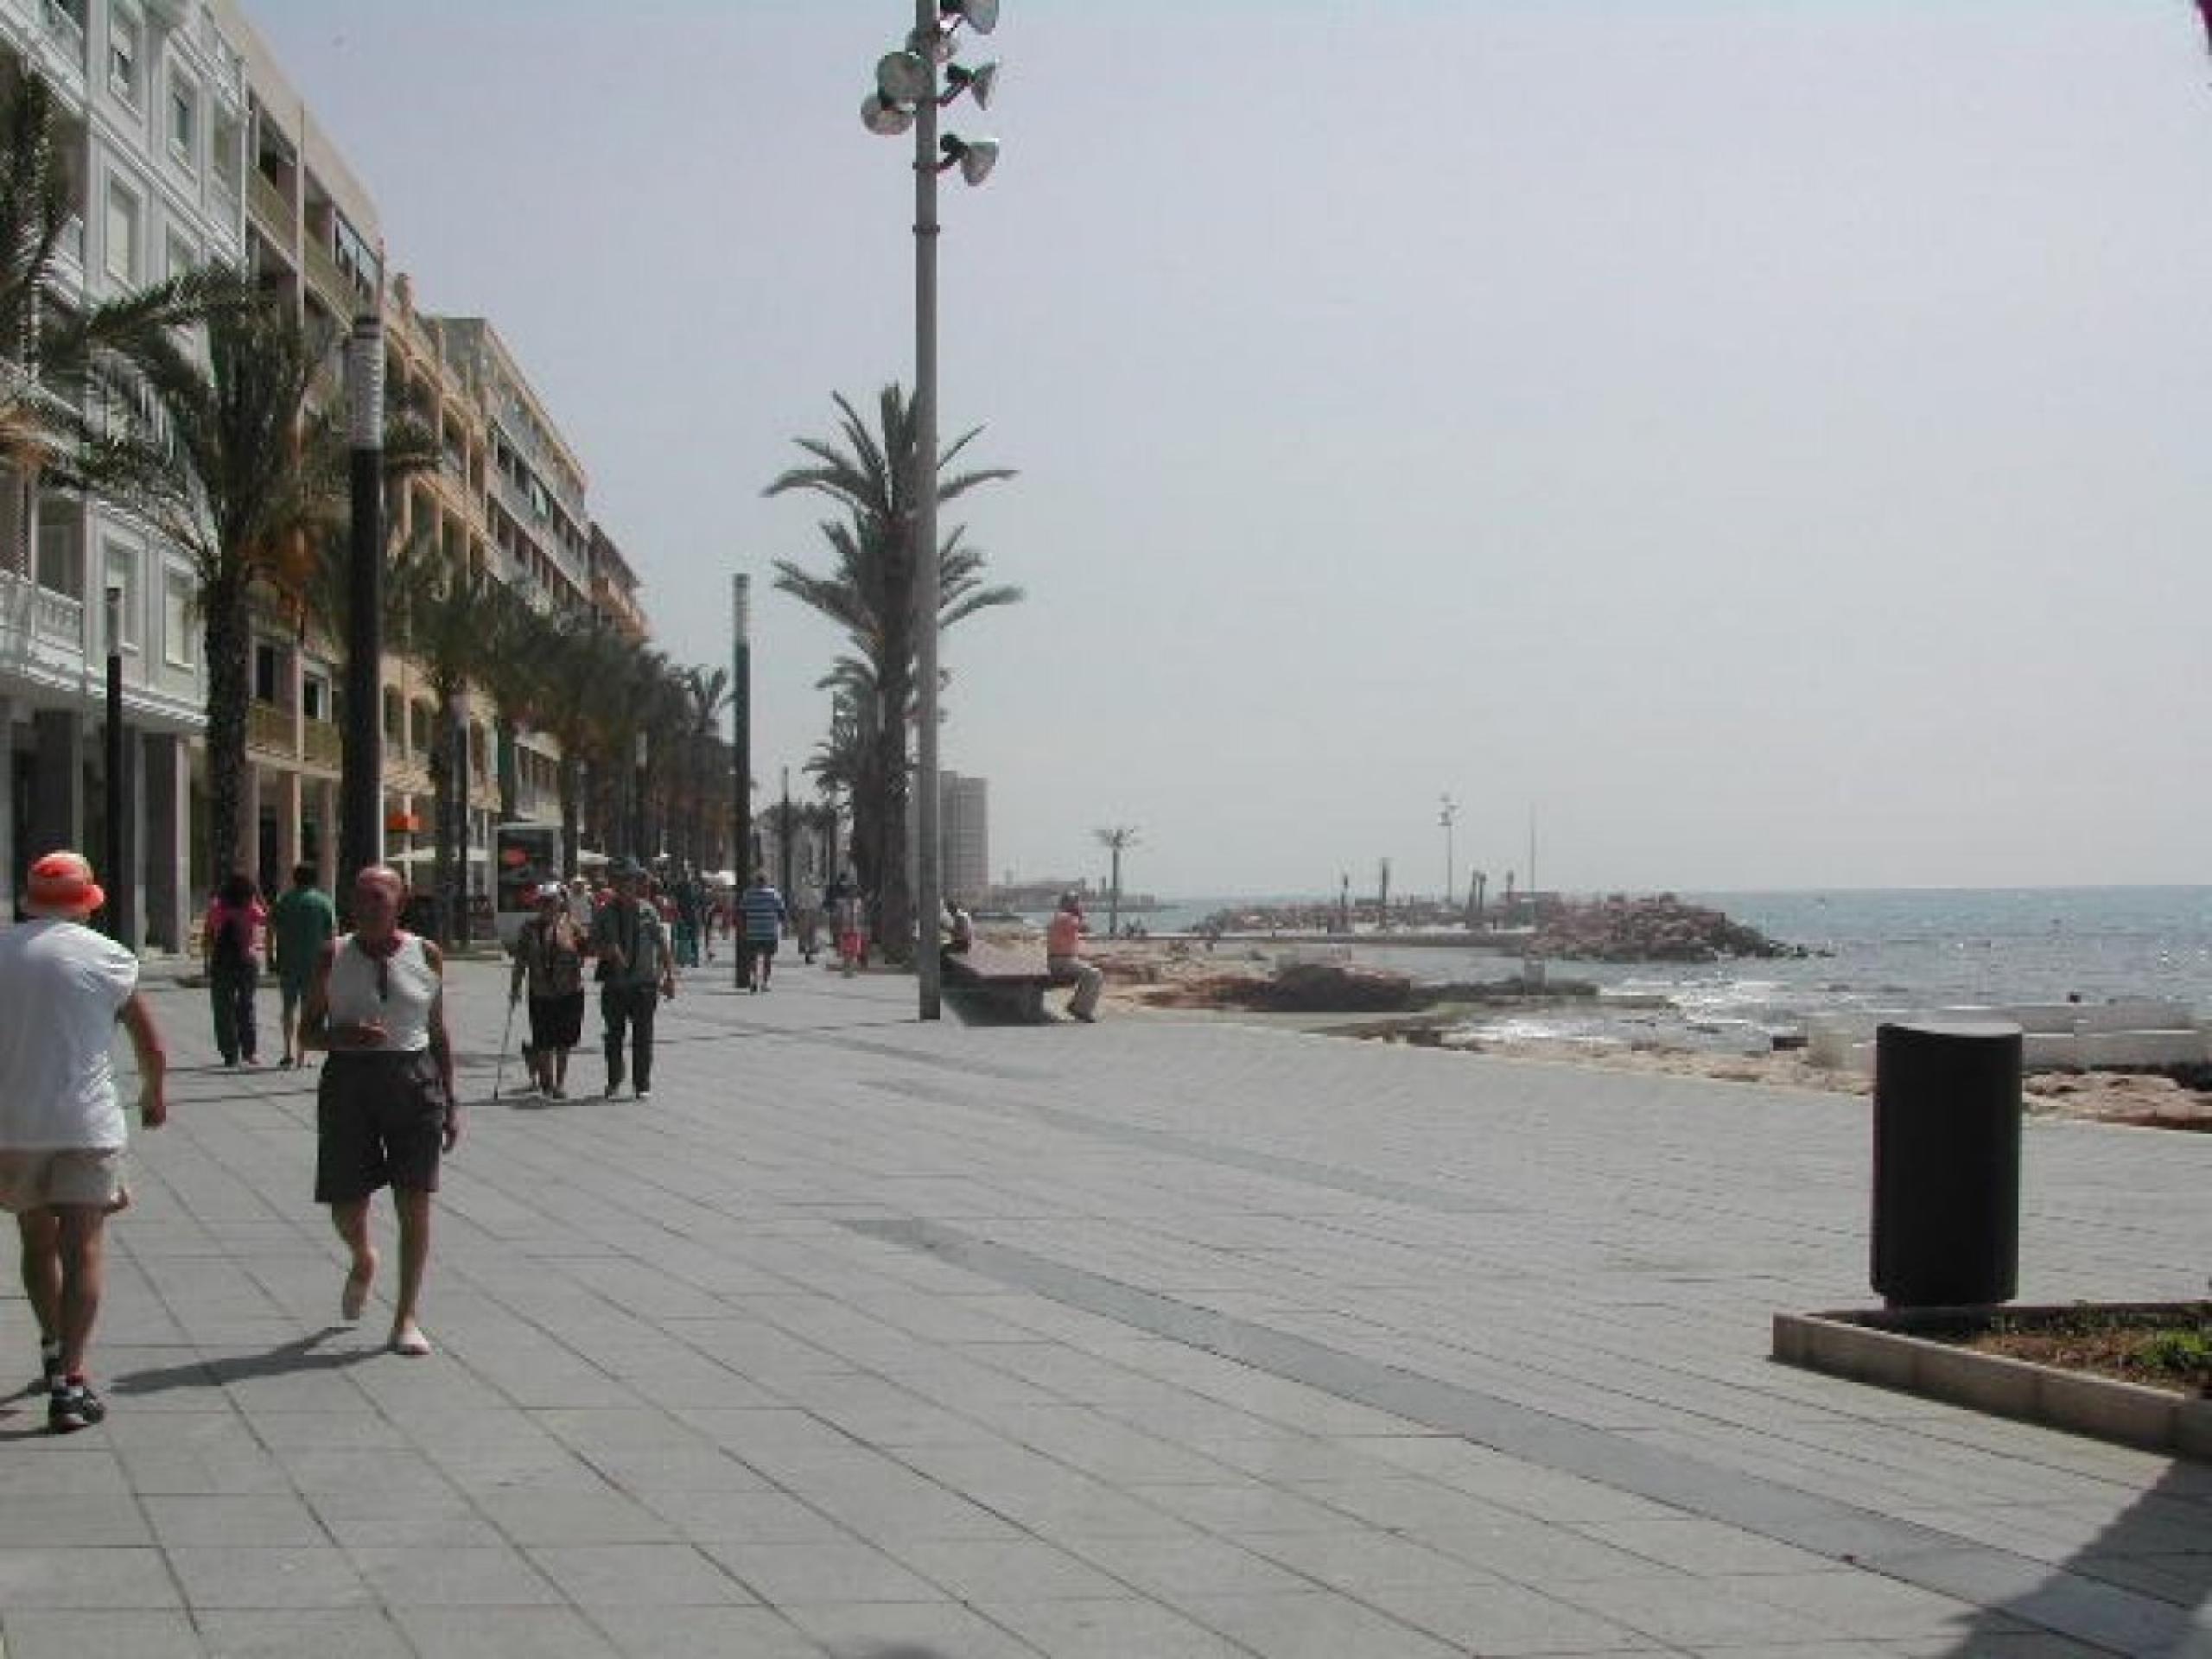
<box><xmin>2</xmin><ymin>950</ymin><xmax>2206</xmax><ymax>1657</ymax></box>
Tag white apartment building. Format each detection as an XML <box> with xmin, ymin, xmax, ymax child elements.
<box><xmin>0</xmin><ymin>0</ymin><xmax>249</xmax><ymax>941</ymax></box>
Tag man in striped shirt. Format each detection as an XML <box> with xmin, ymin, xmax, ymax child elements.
<box><xmin>738</xmin><ymin>871</ymin><xmax>789</xmax><ymax>993</ymax></box>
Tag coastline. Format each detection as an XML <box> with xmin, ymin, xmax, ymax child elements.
<box><xmin>1082</xmin><ymin>935</ymin><xmax>2212</xmax><ymax>1131</ymax></box>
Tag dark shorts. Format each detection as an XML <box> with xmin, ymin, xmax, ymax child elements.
<box><xmin>315</xmin><ymin>1051</ymin><xmax>448</xmax><ymax>1204</ymax></box>
<box><xmin>527</xmin><ymin>991</ymin><xmax>586</xmax><ymax>1052</ymax></box>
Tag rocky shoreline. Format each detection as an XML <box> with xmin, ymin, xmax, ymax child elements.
<box><xmin>1082</xmin><ymin>938</ymin><xmax>2212</xmax><ymax>1132</ymax></box>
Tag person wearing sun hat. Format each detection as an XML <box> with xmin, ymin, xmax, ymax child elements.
<box><xmin>0</xmin><ymin>851</ymin><xmax>169</xmax><ymax>1433</ymax></box>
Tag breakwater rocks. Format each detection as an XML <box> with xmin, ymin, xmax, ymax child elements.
<box><xmin>1141</xmin><ymin>959</ymin><xmax>1596</xmax><ymax>1015</ymax></box>
<box><xmin>1533</xmin><ymin>893</ymin><xmax>1802</xmax><ymax>963</ymax></box>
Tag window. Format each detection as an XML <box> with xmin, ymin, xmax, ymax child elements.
<box><xmin>108</xmin><ymin>7</ymin><xmax>141</xmax><ymax>105</ymax></box>
<box><xmin>104</xmin><ymin>545</ymin><xmax>140</xmax><ymax>651</ymax></box>
<box><xmin>252</xmin><ymin>641</ymin><xmax>283</xmax><ymax>704</ymax></box>
<box><xmin>104</xmin><ymin>179</ymin><xmax>138</xmax><ymax>283</ymax></box>
<box><xmin>168</xmin><ymin>73</ymin><xmax>197</xmax><ymax>167</ymax></box>
<box><xmin>163</xmin><ymin>570</ymin><xmax>195</xmax><ymax>668</ymax></box>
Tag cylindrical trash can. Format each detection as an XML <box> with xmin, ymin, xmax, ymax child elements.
<box><xmin>1871</xmin><ymin>1019</ymin><xmax>2022</xmax><ymax>1307</ymax></box>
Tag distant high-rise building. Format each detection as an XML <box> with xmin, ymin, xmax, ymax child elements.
<box><xmin>940</xmin><ymin>772</ymin><xmax>988</xmax><ymax>904</ymax></box>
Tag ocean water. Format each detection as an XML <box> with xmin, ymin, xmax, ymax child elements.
<box><xmin>1143</xmin><ymin>887</ymin><xmax>2212</xmax><ymax>1055</ymax></box>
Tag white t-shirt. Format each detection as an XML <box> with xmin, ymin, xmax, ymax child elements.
<box><xmin>0</xmin><ymin>918</ymin><xmax>140</xmax><ymax>1150</ymax></box>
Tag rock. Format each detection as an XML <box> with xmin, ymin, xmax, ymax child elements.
<box><xmin>1532</xmin><ymin>893</ymin><xmax>1798</xmax><ymax>963</ymax></box>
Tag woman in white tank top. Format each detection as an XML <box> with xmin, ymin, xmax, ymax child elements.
<box><xmin>302</xmin><ymin>866</ymin><xmax>459</xmax><ymax>1357</ymax></box>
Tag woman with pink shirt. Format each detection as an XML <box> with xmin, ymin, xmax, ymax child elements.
<box><xmin>1045</xmin><ymin>892</ymin><xmax>1103</xmax><ymax>1023</ymax></box>
<box><xmin>204</xmin><ymin>872</ymin><xmax>268</xmax><ymax>1067</ymax></box>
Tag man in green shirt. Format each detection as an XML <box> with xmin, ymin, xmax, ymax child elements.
<box><xmin>270</xmin><ymin>863</ymin><xmax>338</xmax><ymax>1069</ymax></box>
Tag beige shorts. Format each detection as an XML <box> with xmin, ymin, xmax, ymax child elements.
<box><xmin>0</xmin><ymin>1148</ymin><xmax>126</xmax><ymax>1213</ymax></box>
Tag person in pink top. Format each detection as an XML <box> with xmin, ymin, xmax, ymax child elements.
<box><xmin>1045</xmin><ymin>892</ymin><xmax>1103</xmax><ymax>1023</ymax></box>
<box><xmin>203</xmin><ymin>872</ymin><xmax>268</xmax><ymax>1067</ymax></box>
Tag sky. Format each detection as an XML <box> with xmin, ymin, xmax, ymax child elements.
<box><xmin>248</xmin><ymin>0</ymin><xmax>2212</xmax><ymax>900</ymax></box>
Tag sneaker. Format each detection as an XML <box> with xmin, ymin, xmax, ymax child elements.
<box><xmin>48</xmin><ymin>1380</ymin><xmax>105</xmax><ymax>1433</ymax></box>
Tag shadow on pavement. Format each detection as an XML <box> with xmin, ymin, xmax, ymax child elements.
<box><xmin>110</xmin><ymin>1326</ymin><xmax>375</xmax><ymax>1398</ymax></box>
<box><xmin>1935</xmin><ymin>1452</ymin><xmax>2211</xmax><ymax>1653</ymax></box>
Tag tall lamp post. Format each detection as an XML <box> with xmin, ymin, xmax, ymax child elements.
<box><xmin>1438</xmin><ymin>792</ymin><xmax>1457</xmax><ymax>919</ymax></box>
<box><xmin>863</xmin><ymin>0</ymin><xmax>1003</xmax><ymax>1020</ymax></box>
<box><xmin>731</xmin><ymin>574</ymin><xmax>751</xmax><ymax>989</ymax></box>
<box><xmin>338</xmin><ymin>315</ymin><xmax>385</xmax><ymax>918</ymax></box>
<box><xmin>103</xmin><ymin>585</ymin><xmax>124</xmax><ymax>941</ymax></box>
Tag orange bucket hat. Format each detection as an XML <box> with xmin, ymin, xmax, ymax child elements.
<box><xmin>26</xmin><ymin>850</ymin><xmax>105</xmax><ymax>918</ymax></box>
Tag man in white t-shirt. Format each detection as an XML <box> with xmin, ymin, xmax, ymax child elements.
<box><xmin>0</xmin><ymin>851</ymin><xmax>168</xmax><ymax>1433</ymax></box>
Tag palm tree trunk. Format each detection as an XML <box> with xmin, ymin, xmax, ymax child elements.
<box><xmin>201</xmin><ymin>569</ymin><xmax>251</xmax><ymax>887</ymax></box>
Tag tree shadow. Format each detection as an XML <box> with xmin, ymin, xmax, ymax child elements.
<box><xmin>108</xmin><ymin>1326</ymin><xmax>376</xmax><ymax>1398</ymax></box>
<box><xmin>1930</xmin><ymin>1448</ymin><xmax>2211</xmax><ymax>1653</ymax></box>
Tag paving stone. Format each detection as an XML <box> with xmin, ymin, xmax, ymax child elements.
<box><xmin>20</xmin><ymin>957</ymin><xmax>2205</xmax><ymax>1658</ymax></box>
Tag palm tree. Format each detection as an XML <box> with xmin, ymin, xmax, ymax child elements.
<box><xmin>1095</xmin><ymin>825</ymin><xmax>1141</xmax><ymax>938</ymax></box>
<box><xmin>765</xmin><ymin>384</ymin><xmax>1020</xmax><ymax>957</ymax></box>
<box><xmin>676</xmin><ymin>665</ymin><xmax>732</xmax><ymax>869</ymax></box>
<box><xmin>67</xmin><ymin>295</ymin><xmax>433</xmax><ymax>884</ymax></box>
<box><xmin>385</xmin><ymin>537</ymin><xmax>499</xmax><ymax>946</ymax></box>
<box><xmin>2</xmin><ymin>71</ymin><xmax>244</xmax><ymax>487</ymax></box>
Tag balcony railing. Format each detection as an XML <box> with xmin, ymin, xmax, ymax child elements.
<box><xmin>41</xmin><ymin>1</ymin><xmax>86</xmax><ymax>67</ymax></box>
<box><xmin>248</xmin><ymin>168</ymin><xmax>291</xmax><ymax>237</ymax></box>
<box><xmin>246</xmin><ymin>700</ymin><xmax>296</xmax><ymax>755</ymax></box>
<box><xmin>32</xmin><ymin>582</ymin><xmax>82</xmax><ymax>650</ymax></box>
<box><xmin>302</xmin><ymin>717</ymin><xmax>343</xmax><ymax>769</ymax></box>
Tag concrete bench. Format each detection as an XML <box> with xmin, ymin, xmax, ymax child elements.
<box><xmin>942</xmin><ymin>941</ymin><xmax>1077</xmax><ymax>1021</ymax></box>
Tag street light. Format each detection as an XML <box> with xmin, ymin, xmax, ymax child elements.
<box><xmin>861</xmin><ymin>0</ymin><xmax>1004</xmax><ymax>1021</ymax></box>
<box><xmin>1439</xmin><ymin>792</ymin><xmax>1457</xmax><ymax>919</ymax></box>
<box><xmin>338</xmin><ymin>315</ymin><xmax>385</xmax><ymax>923</ymax></box>
<box><xmin>103</xmin><ymin>585</ymin><xmax>124</xmax><ymax>941</ymax></box>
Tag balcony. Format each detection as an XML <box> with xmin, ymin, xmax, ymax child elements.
<box><xmin>302</xmin><ymin>717</ymin><xmax>343</xmax><ymax>769</ymax></box>
<box><xmin>41</xmin><ymin>1</ymin><xmax>86</xmax><ymax>68</ymax></box>
<box><xmin>303</xmin><ymin>235</ymin><xmax>363</xmax><ymax>314</ymax></box>
<box><xmin>248</xmin><ymin>168</ymin><xmax>291</xmax><ymax>238</ymax></box>
<box><xmin>246</xmin><ymin>700</ymin><xmax>296</xmax><ymax>756</ymax></box>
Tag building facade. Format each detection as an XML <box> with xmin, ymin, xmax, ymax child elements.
<box><xmin>940</xmin><ymin>770</ymin><xmax>988</xmax><ymax>906</ymax></box>
<box><xmin>0</xmin><ymin>0</ymin><xmax>250</xmax><ymax>940</ymax></box>
<box><xmin>6</xmin><ymin>0</ymin><xmax>652</xmax><ymax>931</ymax></box>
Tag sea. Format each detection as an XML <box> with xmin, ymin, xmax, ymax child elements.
<box><xmin>1122</xmin><ymin>887</ymin><xmax>2212</xmax><ymax>1056</ymax></box>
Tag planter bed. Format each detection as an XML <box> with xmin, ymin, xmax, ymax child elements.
<box><xmin>1773</xmin><ymin>1302</ymin><xmax>2211</xmax><ymax>1460</ymax></box>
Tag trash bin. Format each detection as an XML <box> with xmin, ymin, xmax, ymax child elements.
<box><xmin>1870</xmin><ymin>1019</ymin><xmax>2022</xmax><ymax>1308</ymax></box>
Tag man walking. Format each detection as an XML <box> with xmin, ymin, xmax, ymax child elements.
<box><xmin>270</xmin><ymin>861</ymin><xmax>337</xmax><ymax>1069</ymax></box>
<box><xmin>589</xmin><ymin>860</ymin><xmax>676</xmax><ymax>1099</ymax></box>
<box><xmin>738</xmin><ymin>869</ymin><xmax>788</xmax><ymax>993</ymax></box>
<box><xmin>0</xmin><ymin>851</ymin><xmax>168</xmax><ymax>1431</ymax></box>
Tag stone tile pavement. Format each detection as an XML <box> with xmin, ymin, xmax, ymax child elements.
<box><xmin>1</xmin><ymin>948</ymin><xmax>2206</xmax><ymax>1656</ymax></box>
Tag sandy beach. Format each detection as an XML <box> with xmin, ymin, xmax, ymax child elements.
<box><xmin>1077</xmin><ymin>935</ymin><xmax>2212</xmax><ymax>1132</ymax></box>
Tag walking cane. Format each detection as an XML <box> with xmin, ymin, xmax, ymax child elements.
<box><xmin>493</xmin><ymin>995</ymin><xmax>518</xmax><ymax>1101</ymax></box>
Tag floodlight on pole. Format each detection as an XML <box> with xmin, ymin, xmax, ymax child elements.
<box><xmin>860</xmin><ymin>0</ymin><xmax>1006</xmax><ymax>1020</ymax></box>
<box><xmin>938</xmin><ymin>134</ymin><xmax>999</xmax><ymax>185</ymax></box>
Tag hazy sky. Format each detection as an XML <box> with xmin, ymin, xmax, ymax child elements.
<box><xmin>251</xmin><ymin>1</ymin><xmax>2212</xmax><ymax>899</ymax></box>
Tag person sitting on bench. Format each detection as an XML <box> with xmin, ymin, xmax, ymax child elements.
<box><xmin>1045</xmin><ymin>892</ymin><xmax>1103</xmax><ymax>1023</ymax></box>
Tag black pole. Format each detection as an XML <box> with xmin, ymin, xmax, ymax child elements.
<box><xmin>731</xmin><ymin>575</ymin><xmax>750</xmax><ymax>989</ymax></box>
<box><xmin>337</xmin><ymin>315</ymin><xmax>384</xmax><ymax>921</ymax></box>
<box><xmin>778</xmin><ymin>766</ymin><xmax>792</xmax><ymax>899</ymax></box>
<box><xmin>102</xmin><ymin>586</ymin><xmax>124</xmax><ymax>941</ymax></box>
